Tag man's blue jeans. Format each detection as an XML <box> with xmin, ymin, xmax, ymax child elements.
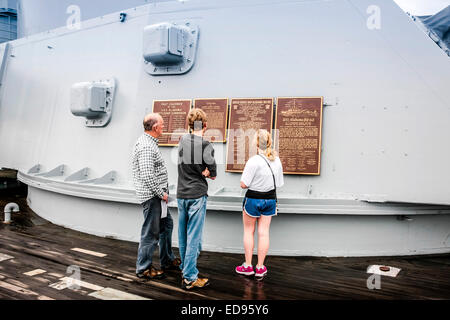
<box><xmin>177</xmin><ymin>195</ymin><xmax>207</xmax><ymax>282</ymax></box>
<box><xmin>136</xmin><ymin>196</ymin><xmax>175</xmax><ymax>274</ymax></box>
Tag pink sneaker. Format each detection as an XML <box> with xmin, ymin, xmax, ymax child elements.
<box><xmin>255</xmin><ymin>265</ymin><xmax>267</xmax><ymax>278</ymax></box>
<box><xmin>235</xmin><ymin>263</ymin><xmax>254</xmax><ymax>276</ymax></box>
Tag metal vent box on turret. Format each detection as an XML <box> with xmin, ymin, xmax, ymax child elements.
<box><xmin>143</xmin><ymin>22</ymin><xmax>185</xmax><ymax>65</ymax></box>
<box><xmin>70</xmin><ymin>82</ymin><xmax>108</xmax><ymax>117</ymax></box>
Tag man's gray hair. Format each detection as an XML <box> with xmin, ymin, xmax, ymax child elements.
<box><xmin>143</xmin><ymin>113</ymin><xmax>161</xmax><ymax>131</ymax></box>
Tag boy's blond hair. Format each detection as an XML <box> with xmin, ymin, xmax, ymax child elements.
<box><xmin>188</xmin><ymin>108</ymin><xmax>208</xmax><ymax>132</ymax></box>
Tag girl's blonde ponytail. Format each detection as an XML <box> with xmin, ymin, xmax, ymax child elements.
<box><xmin>256</xmin><ymin>129</ymin><xmax>277</xmax><ymax>161</ymax></box>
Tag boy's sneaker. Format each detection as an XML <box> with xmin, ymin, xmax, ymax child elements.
<box><xmin>182</xmin><ymin>277</ymin><xmax>210</xmax><ymax>290</ymax></box>
<box><xmin>235</xmin><ymin>263</ymin><xmax>255</xmax><ymax>276</ymax></box>
<box><xmin>255</xmin><ymin>265</ymin><xmax>267</xmax><ymax>278</ymax></box>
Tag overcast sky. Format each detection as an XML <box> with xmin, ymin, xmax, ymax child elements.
<box><xmin>393</xmin><ymin>0</ymin><xmax>450</xmax><ymax>15</ymax></box>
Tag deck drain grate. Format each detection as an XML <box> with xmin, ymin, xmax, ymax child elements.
<box><xmin>367</xmin><ymin>265</ymin><xmax>401</xmax><ymax>277</ymax></box>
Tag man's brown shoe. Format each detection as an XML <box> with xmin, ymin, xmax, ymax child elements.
<box><xmin>136</xmin><ymin>266</ymin><xmax>165</xmax><ymax>280</ymax></box>
<box><xmin>162</xmin><ymin>258</ymin><xmax>181</xmax><ymax>271</ymax></box>
<box><xmin>181</xmin><ymin>277</ymin><xmax>210</xmax><ymax>290</ymax></box>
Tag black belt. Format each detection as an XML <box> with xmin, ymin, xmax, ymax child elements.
<box><xmin>245</xmin><ymin>189</ymin><xmax>276</xmax><ymax>200</ymax></box>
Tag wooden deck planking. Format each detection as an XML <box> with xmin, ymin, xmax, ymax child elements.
<box><xmin>1</xmin><ymin>196</ymin><xmax>450</xmax><ymax>300</ymax></box>
<box><xmin>0</xmin><ymin>231</ymin><xmax>206</xmax><ymax>300</ymax></box>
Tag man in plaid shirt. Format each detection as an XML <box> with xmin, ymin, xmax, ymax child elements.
<box><xmin>132</xmin><ymin>113</ymin><xmax>180</xmax><ymax>279</ymax></box>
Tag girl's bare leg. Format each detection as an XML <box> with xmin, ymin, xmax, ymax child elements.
<box><xmin>242</xmin><ymin>211</ymin><xmax>256</xmax><ymax>266</ymax></box>
<box><xmin>256</xmin><ymin>215</ymin><xmax>272</xmax><ymax>267</ymax></box>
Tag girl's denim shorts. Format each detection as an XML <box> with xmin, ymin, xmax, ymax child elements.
<box><xmin>243</xmin><ymin>197</ymin><xmax>277</xmax><ymax>218</ymax></box>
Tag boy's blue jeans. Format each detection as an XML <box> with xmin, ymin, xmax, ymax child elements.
<box><xmin>177</xmin><ymin>195</ymin><xmax>207</xmax><ymax>282</ymax></box>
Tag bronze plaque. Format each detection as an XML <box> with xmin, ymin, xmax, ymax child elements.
<box><xmin>275</xmin><ymin>97</ymin><xmax>323</xmax><ymax>175</ymax></box>
<box><xmin>152</xmin><ymin>99</ymin><xmax>191</xmax><ymax>146</ymax></box>
<box><xmin>226</xmin><ymin>98</ymin><xmax>274</xmax><ymax>172</ymax></box>
<box><xmin>194</xmin><ymin>98</ymin><xmax>229</xmax><ymax>143</ymax></box>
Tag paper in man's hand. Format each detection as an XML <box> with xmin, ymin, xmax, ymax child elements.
<box><xmin>161</xmin><ymin>200</ymin><xmax>168</xmax><ymax>218</ymax></box>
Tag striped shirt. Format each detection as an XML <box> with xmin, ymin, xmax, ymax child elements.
<box><xmin>132</xmin><ymin>133</ymin><xmax>168</xmax><ymax>203</ymax></box>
